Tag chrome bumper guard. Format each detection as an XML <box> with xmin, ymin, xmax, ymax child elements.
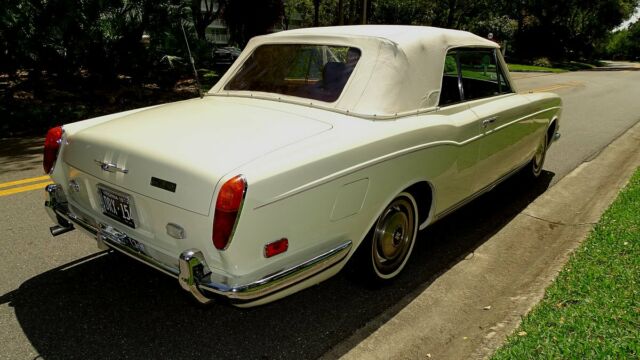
<box><xmin>44</xmin><ymin>184</ymin><xmax>352</xmax><ymax>304</ymax></box>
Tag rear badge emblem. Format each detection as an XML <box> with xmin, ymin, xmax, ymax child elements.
<box><xmin>94</xmin><ymin>160</ymin><xmax>128</xmax><ymax>174</ymax></box>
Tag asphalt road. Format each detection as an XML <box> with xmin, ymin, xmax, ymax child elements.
<box><xmin>1</xmin><ymin>68</ymin><xmax>640</xmax><ymax>359</ymax></box>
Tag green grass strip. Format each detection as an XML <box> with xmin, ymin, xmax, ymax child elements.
<box><xmin>507</xmin><ymin>64</ymin><xmax>567</xmax><ymax>73</ymax></box>
<box><xmin>492</xmin><ymin>168</ymin><xmax>640</xmax><ymax>359</ymax></box>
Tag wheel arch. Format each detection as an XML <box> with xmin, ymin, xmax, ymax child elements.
<box><xmin>547</xmin><ymin>116</ymin><xmax>559</xmax><ymax>147</ymax></box>
<box><xmin>404</xmin><ymin>180</ymin><xmax>436</xmax><ymax>230</ymax></box>
<box><xmin>357</xmin><ymin>179</ymin><xmax>436</xmax><ymax>252</ymax></box>
<box><xmin>346</xmin><ymin>179</ymin><xmax>434</xmax><ymax>281</ymax></box>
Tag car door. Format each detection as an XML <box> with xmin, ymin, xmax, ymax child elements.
<box><xmin>429</xmin><ymin>50</ymin><xmax>481</xmax><ymax>214</ymax></box>
<box><xmin>454</xmin><ymin>48</ymin><xmax>538</xmax><ymax>193</ymax></box>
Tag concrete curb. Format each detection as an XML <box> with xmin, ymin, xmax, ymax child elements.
<box><xmin>324</xmin><ymin>120</ymin><xmax>640</xmax><ymax>360</ymax></box>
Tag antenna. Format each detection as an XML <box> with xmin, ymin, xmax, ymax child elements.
<box><xmin>180</xmin><ymin>22</ymin><xmax>203</xmax><ymax>99</ymax></box>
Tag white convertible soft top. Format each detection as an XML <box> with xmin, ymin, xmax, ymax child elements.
<box><xmin>210</xmin><ymin>25</ymin><xmax>499</xmax><ymax>118</ymax></box>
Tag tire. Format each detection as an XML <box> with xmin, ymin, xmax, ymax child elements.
<box><xmin>529</xmin><ymin>131</ymin><xmax>548</xmax><ymax>178</ymax></box>
<box><xmin>361</xmin><ymin>192</ymin><xmax>419</xmax><ymax>282</ymax></box>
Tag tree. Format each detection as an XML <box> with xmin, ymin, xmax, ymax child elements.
<box><xmin>190</xmin><ymin>0</ymin><xmax>224</xmax><ymax>40</ymax></box>
<box><xmin>602</xmin><ymin>20</ymin><xmax>640</xmax><ymax>59</ymax></box>
<box><xmin>221</xmin><ymin>0</ymin><xmax>284</xmax><ymax>47</ymax></box>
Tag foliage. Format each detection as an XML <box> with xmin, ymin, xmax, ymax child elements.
<box><xmin>221</xmin><ymin>0</ymin><xmax>283</xmax><ymax>47</ymax></box>
<box><xmin>601</xmin><ymin>21</ymin><xmax>640</xmax><ymax>60</ymax></box>
<box><xmin>532</xmin><ymin>57</ymin><xmax>553</xmax><ymax>67</ymax></box>
<box><xmin>516</xmin><ymin>0</ymin><xmax>638</xmax><ymax>59</ymax></box>
<box><xmin>0</xmin><ymin>0</ymin><xmax>194</xmax><ymax>82</ymax></box>
<box><xmin>1</xmin><ymin>0</ymin><xmax>639</xmax><ymax>94</ymax></box>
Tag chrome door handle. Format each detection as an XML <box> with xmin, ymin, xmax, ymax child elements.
<box><xmin>482</xmin><ymin>117</ymin><xmax>498</xmax><ymax>127</ymax></box>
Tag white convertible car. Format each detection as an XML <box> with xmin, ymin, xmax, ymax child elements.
<box><xmin>44</xmin><ymin>25</ymin><xmax>561</xmax><ymax>306</ymax></box>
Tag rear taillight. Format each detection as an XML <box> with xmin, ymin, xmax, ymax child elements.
<box><xmin>212</xmin><ymin>175</ymin><xmax>247</xmax><ymax>250</ymax></box>
<box><xmin>43</xmin><ymin>126</ymin><xmax>63</xmax><ymax>174</ymax></box>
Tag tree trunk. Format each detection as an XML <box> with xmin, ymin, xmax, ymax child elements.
<box><xmin>313</xmin><ymin>0</ymin><xmax>321</xmax><ymax>27</ymax></box>
<box><xmin>446</xmin><ymin>0</ymin><xmax>457</xmax><ymax>28</ymax></box>
<box><xmin>362</xmin><ymin>0</ymin><xmax>367</xmax><ymax>24</ymax></box>
<box><xmin>195</xmin><ymin>20</ymin><xmax>207</xmax><ymax>40</ymax></box>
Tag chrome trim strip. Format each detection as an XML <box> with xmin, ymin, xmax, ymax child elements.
<box><xmin>45</xmin><ymin>184</ymin><xmax>352</xmax><ymax>303</ymax></box>
<box><xmin>228</xmin><ymin>240</ymin><xmax>351</xmax><ymax>300</ymax></box>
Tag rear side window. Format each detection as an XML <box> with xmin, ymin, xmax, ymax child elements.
<box><xmin>225</xmin><ymin>44</ymin><xmax>361</xmax><ymax>103</ymax></box>
<box><xmin>439</xmin><ymin>53</ymin><xmax>462</xmax><ymax>106</ymax></box>
<box><xmin>439</xmin><ymin>48</ymin><xmax>512</xmax><ymax>106</ymax></box>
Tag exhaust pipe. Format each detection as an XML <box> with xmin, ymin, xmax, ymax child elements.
<box><xmin>50</xmin><ymin>224</ymin><xmax>74</xmax><ymax>236</ymax></box>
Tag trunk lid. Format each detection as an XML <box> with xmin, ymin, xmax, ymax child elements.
<box><xmin>63</xmin><ymin>97</ymin><xmax>332</xmax><ymax>215</ymax></box>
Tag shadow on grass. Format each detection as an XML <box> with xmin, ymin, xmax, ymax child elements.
<box><xmin>2</xmin><ymin>170</ymin><xmax>554</xmax><ymax>360</ymax></box>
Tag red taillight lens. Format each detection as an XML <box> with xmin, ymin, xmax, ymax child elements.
<box><xmin>43</xmin><ymin>126</ymin><xmax>63</xmax><ymax>173</ymax></box>
<box><xmin>212</xmin><ymin>175</ymin><xmax>246</xmax><ymax>250</ymax></box>
<box><xmin>264</xmin><ymin>238</ymin><xmax>288</xmax><ymax>258</ymax></box>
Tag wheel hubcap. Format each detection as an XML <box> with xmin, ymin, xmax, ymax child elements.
<box><xmin>372</xmin><ymin>198</ymin><xmax>415</xmax><ymax>276</ymax></box>
<box><xmin>533</xmin><ymin>134</ymin><xmax>547</xmax><ymax>175</ymax></box>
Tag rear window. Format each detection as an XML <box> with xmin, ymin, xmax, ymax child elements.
<box><xmin>224</xmin><ymin>44</ymin><xmax>361</xmax><ymax>103</ymax></box>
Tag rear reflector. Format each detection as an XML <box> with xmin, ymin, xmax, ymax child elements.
<box><xmin>264</xmin><ymin>238</ymin><xmax>289</xmax><ymax>258</ymax></box>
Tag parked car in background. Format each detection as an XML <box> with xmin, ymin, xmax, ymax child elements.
<box><xmin>43</xmin><ymin>25</ymin><xmax>561</xmax><ymax>307</ymax></box>
<box><xmin>212</xmin><ymin>46</ymin><xmax>241</xmax><ymax>66</ymax></box>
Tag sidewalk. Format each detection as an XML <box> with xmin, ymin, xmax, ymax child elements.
<box><xmin>586</xmin><ymin>60</ymin><xmax>640</xmax><ymax>71</ymax></box>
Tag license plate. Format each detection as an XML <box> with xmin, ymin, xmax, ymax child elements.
<box><xmin>98</xmin><ymin>187</ymin><xmax>135</xmax><ymax>228</ymax></box>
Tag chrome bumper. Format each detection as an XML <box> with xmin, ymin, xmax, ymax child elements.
<box><xmin>44</xmin><ymin>184</ymin><xmax>352</xmax><ymax>305</ymax></box>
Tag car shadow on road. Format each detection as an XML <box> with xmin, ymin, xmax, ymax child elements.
<box><xmin>1</xmin><ymin>171</ymin><xmax>554</xmax><ymax>360</ymax></box>
<box><xmin>0</xmin><ymin>137</ymin><xmax>43</xmax><ymax>174</ymax></box>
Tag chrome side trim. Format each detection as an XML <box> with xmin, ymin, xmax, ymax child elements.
<box><xmin>45</xmin><ymin>183</ymin><xmax>352</xmax><ymax>304</ymax></box>
<box><xmin>227</xmin><ymin>240</ymin><xmax>351</xmax><ymax>300</ymax></box>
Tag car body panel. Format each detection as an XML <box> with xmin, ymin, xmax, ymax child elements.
<box><xmin>62</xmin><ymin>97</ymin><xmax>332</xmax><ymax>215</ymax></box>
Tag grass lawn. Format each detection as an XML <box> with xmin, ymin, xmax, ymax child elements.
<box><xmin>492</xmin><ymin>169</ymin><xmax>640</xmax><ymax>358</ymax></box>
<box><xmin>507</xmin><ymin>64</ymin><xmax>567</xmax><ymax>73</ymax></box>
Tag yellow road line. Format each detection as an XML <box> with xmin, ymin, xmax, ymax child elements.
<box><xmin>0</xmin><ymin>181</ymin><xmax>53</xmax><ymax>197</ymax></box>
<box><xmin>529</xmin><ymin>84</ymin><xmax>574</xmax><ymax>93</ymax></box>
<box><xmin>527</xmin><ymin>81</ymin><xmax>582</xmax><ymax>93</ymax></box>
<box><xmin>0</xmin><ymin>175</ymin><xmax>51</xmax><ymax>189</ymax></box>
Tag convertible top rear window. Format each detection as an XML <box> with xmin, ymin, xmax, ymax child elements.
<box><xmin>224</xmin><ymin>44</ymin><xmax>361</xmax><ymax>103</ymax></box>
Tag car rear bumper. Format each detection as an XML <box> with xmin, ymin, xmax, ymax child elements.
<box><xmin>44</xmin><ymin>184</ymin><xmax>352</xmax><ymax>305</ymax></box>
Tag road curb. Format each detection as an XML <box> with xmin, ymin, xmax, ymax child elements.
<box><xmin>324</xmin><ymin>120</ymin><xmax>640</xmax><ymax>360</ymax></box>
